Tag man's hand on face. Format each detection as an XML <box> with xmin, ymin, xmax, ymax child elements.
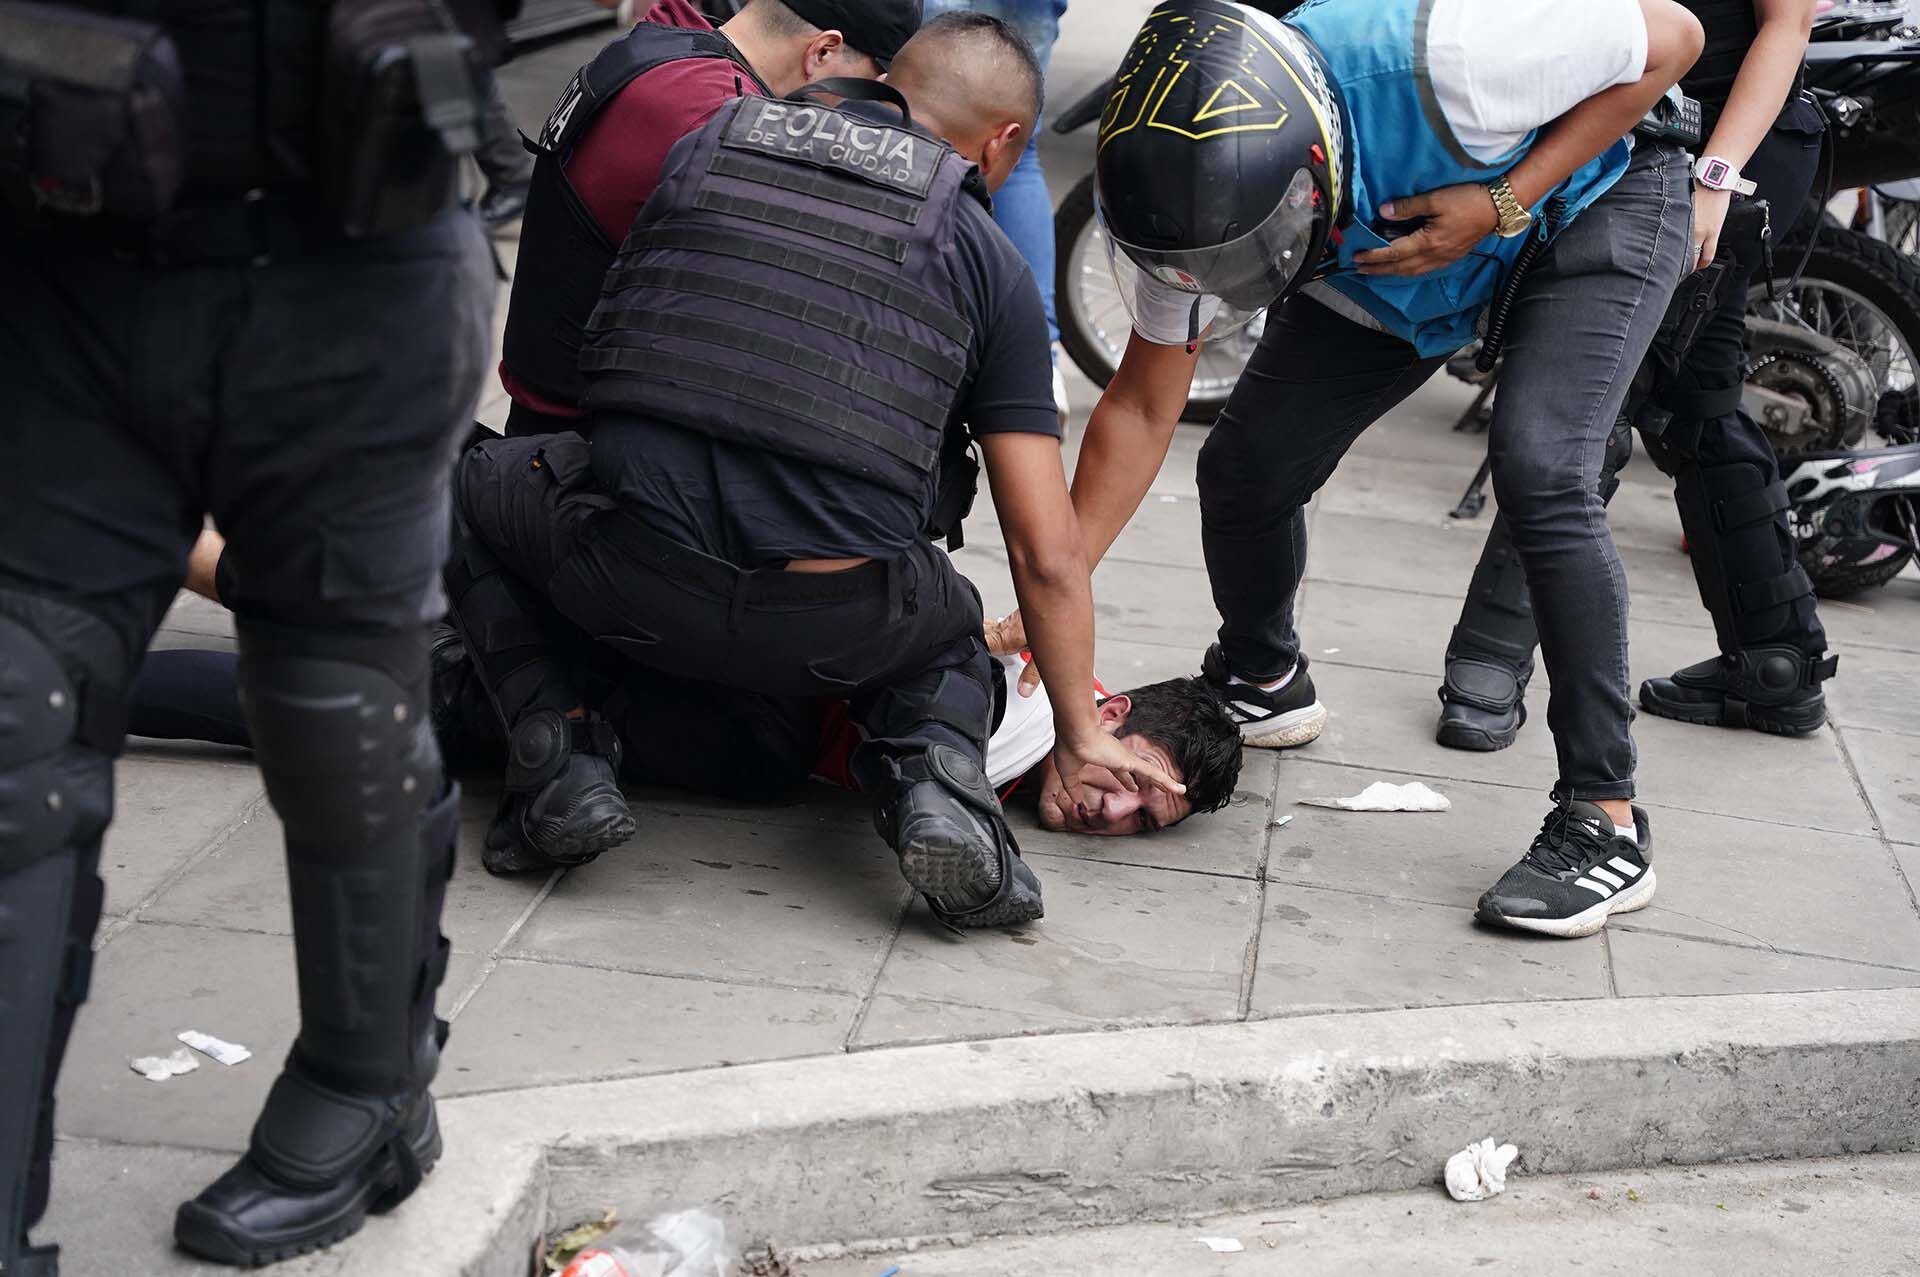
<box><xmin>1354</xmin><ymin>183</ymin><xmax>1502</xmax><ymax>277</ymax></box>
<box><xmin>1037</xmin><ymin>723</ymin><xmax>1192</xmax><ymax>837</ymax></box>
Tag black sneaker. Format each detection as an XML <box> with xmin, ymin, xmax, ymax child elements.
<box><xmin>1639</xmin><ymin>646</ymin><xmax>1835</xmax><ymax>737</ymax></box>
<box><xmin>1202</xmin><ymin>644</ymin><xmax>1328</xmax><ymax>749</ymax></box>
<box><xmin>1476</xmin><ymin>798</ymin><xmax>1655</xmax><ymax>938</ymax></box>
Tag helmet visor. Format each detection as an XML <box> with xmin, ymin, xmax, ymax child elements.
<box><xmin>1100</xmin><ymin>166</ymin><xmax>1320</xmax><ymax>341</ymax></box>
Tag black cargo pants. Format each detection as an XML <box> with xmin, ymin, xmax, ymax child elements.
<box><xmin>445</xmin><ymin>433</ymin><xmax>996</xmax><ymax>802</ymax></box>
<box><xmin>0</xmin><ymin>202</ymin><xmax>492</xmax><ymax>1249</ymax></box>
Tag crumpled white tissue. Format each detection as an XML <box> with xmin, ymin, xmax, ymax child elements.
<box><xmin>130</xmin><ymin>1048</ymin><xmax>199</xmax><ymax>1081</ymax></box>
<box><xmin>1300</xmin><ymin>780</ymin><xmax>1451</xmax><ymax>812</ymax></box>
<box><xmin>1445</xmin><ymin>1137</ymin><xmax>1519</xmax><ymax>1201</ymax></box>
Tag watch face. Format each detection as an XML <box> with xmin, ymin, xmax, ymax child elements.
<box><xmin>1700</xmin><ymin>158</ymin><xmax>1730</xmax><ymax>187</ymax></box>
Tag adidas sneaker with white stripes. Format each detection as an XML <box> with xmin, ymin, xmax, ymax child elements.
<box><xmin>1201</xmin><ymin>644</ymin><xmax>1330</xmax><ymax>749</ymax></box>
<box><xmin>1477</xmin><ymin>798</ymin><xmax>1655</xmax><ymax>938</ymax></box>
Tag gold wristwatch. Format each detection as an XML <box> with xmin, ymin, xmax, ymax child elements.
<box><xmin>1487</xmin><ymin>176</ymin><xmax>1533</xmax><ymax>239</ymax></box>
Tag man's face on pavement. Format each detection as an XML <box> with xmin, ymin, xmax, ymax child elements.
<box><xmin>1039</xmin><ymin>696</ymin><xmax>1193</xmax><ymax>837</ymax></box>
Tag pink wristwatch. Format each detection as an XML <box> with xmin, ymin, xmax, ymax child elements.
<box><xmin>1693</xmin><ymin>155</ymin><xmax>1757</xmax><ymax>196</ymax></box>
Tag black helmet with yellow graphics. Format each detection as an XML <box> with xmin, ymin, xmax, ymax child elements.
<box><xmin>1095</xmin><ymin>0</ymin><xmax>1347</xmax><ymax>339</ymax></box>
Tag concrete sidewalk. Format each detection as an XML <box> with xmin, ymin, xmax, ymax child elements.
<box><xmin>39</xmin><ymin>12</ymin><xmax>1920</xmax><ymax>1274</ymax></box>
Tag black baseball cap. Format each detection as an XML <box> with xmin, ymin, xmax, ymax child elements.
<box><xmin>782</xmin><ymin>0</ymin><xmax>922</xmax><ymax>67</ymax></box>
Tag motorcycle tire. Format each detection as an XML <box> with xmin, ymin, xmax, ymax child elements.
<box><xmin>1054</xmin><ymin>173</ymin><xmax>1240</xmax><ymax>424</ymax></box>
<box><xmin>1809</xmin><ymin>548</ymin><xmax>1914</xmax><ymax>597</ymax></box>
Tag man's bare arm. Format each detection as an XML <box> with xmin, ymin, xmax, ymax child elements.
<box><xmin>1071</xmin><ymin>332</ymin><xmax>1203</xmax><ymax>571</ymax></box>
<box><xmin>982</xmin><ymin>430</ymin><xmax>1183</xmax><ymax>797</ymax></box>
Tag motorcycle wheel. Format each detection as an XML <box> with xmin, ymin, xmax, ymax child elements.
<box><xmin>1752</xmin><ymin>225</ymin><xmax>1920</xmax><ymax>596</ymax></box>
<box><xmin>1054</xmin><ymin>172</ymin><xmax>1263</xmax><ymax>424</ymax></box>
<box><xmin>1753</xmin><ymin>224</ymin><xmax>1920</xmax><ymax>450</ymax></box>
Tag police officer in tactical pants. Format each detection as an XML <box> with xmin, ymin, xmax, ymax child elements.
<box><xmin>1439</xmin><ymin>0</ymin><xmax>1832</xmax><ymax>752</ymax></box>
<box><xmin>0</xmin><ymin>3</ymin><xmax>496</xmax><ymax>1268</ymax></box>
<box><xmin>444</xmin><ymin>20</ymin><xmax>1183</xmax><ymax>924</ymax></box>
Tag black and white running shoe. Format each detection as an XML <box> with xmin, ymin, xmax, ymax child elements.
<box><xmin>1202</xmin><ymin>643</ymin><xmax>1329</xmax><ymax>749</ymax></box>
<box><xmin>1477</xmin><ymin>797</ymin><xmax>1654</xmax><ymax>938</ymax></box>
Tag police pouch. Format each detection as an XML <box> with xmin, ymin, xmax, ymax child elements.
<box><xmin>320</xmin><ymin>0</ymin><xmax>483</xmax><ymax>238</ymax></box>
<box><xmin>0</xmin><ymin>1</ymin><xmax>188</xmax><ymax>220</ymax></box>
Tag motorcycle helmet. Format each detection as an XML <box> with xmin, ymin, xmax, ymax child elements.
<box><xmin>1094</xmin><ymin>0</ymin><xmax>1348</xmax><ymax>342</ymax></box>
<box><xmin>1783</xmin><ymin>441</ymin><xmax>1920</xmax><ymax>595</ymax></box>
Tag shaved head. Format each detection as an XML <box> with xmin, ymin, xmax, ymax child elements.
<box><xmin>888</xmin><ymin>12</ymin><xmax>1043</xmax><ymax>190</ymax></box>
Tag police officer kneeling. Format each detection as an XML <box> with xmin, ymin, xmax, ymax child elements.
<box><xmin>0</xmin><ymin>0</ymin><xmax>507</xmax><ymax>1269</ymax></box>
<box><xmin>445</xmin><ymin>14</ymin><xmax>1184</xmax><ymax>925</ymax></box>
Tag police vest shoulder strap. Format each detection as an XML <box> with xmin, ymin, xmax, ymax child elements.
<box><xmin>535</xmin><ymin>26</ymin><xmax>754</xmax><ymax>157</ymax></box>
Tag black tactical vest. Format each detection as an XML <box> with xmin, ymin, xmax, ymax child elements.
<box><xmin>580</xmin><ymin>95</ymin><xmax>982</xmax><ymax>526</ymax></box>
<box><xmin>1679</xmin><ymin>0</ymin><xmax>1761</xmax><ymax>111</ymax></box>
<box><xmin>500</xmin><ymin>22</ymin><xmax>758</xmax><ymax>409</ymax></box>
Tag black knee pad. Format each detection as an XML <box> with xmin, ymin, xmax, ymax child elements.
<box><xmin>0</xmin><ymin>592</ymin><xmax>125</xmax><ymax>873</ymax></box>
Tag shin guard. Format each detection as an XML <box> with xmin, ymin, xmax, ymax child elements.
<box><xmin>0</xmin><ymin>592</ymin><xmax>125</xmax><ymax>1266</ymax></box>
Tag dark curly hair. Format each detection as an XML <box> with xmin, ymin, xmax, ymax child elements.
<box><xmin>1112</xmin><ymin>677</ymin><xmax>1243</xmax><ymax>819</ymax></box>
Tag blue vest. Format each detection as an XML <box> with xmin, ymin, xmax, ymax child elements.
<box><xmin>1289</xmin><ymin>0</ymin><xmax>1632</xmax><ymax>356</ymax></box>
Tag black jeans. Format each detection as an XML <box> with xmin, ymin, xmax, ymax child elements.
<box><xmin>1455</xmin><ymin>98</ymin><xmax>1831</xmax><ymax>673</ymax></box>
<box><xmin>1197</xmin><ymin>143</ymin><xmax>1693</xmax><ymax>800</ymax></box>
<box><xmin>449</xmin><ymin>433</ymin><xmax>996</xmax><ymax>798</ymax></box>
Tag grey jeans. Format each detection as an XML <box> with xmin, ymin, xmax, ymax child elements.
<box><xmin>1196</xmin><ymin>142</ymin><xmax>1692</xmax><ymax>800</ymax></box>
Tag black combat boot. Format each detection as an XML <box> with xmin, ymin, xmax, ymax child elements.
<box><xmin>1639</xmin><ymin>645</ymin><xmax>1837</xmax><ymax>736</ymax></box>
<box><xmin>874</xmin><ymin>744</ymin><xmax>1042</xmax><ymax>928</ymax></box>
<box><xmin>483</xmin><ymin>707</ymin><xmax>633</xmax><ymax>875</ymax></box>
<box><xmin>1436</xmin><ymin>650</ymin><xmax>1532</xmax><ymax>752</ymax></box>
<box><xmin>428</xmin><ymin>623</ymin><xmax>504</xmax><ymax>774</ymax></box>
<box><xmin>177</xmin><ymin>644</ymin><xmax>461</xmax><ymax>1265</ymax></box>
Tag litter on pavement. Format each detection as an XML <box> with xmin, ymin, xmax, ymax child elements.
<box><xmin>130</xmin><ymin>1048</ymin><xmax>199</xmax><ymax>1082</ymax></box>
<box><xmin>1299</xmin><ymin>780</ymin><xmax>1451</xmax><ymax>812</ymax></box>
<box><xmin>1198</xmin><ymin>1237</ymin><xmax>1246</xmax><ymax>1253</ymax></box>
<box><xmin>177</xmin><ymin>1029</ymin><xmax>252</xmax><ymax>1066</ymax></box>
<box><xmin>1445</xmin><ymin>1137</ymin><xmax>1520</xmax><ymax>1201</ymax></box>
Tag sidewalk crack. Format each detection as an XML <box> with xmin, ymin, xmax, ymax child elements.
<box><xmin>1829</xmin><ymin>719</ymin><xmax>1920</xmax><ymax>930</ymax></box>
<box><xmin>1236</xmin><ymin>742</ymin><xmax>1288</xmax><ymax>1021</ymax></box>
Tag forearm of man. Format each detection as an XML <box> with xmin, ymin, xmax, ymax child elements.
<box><xmin>981</xmin><ymin>431</ymin><xmax>1103</xmax><ymax>741</ymax></box>
<box><xmin>1505</xmin><ymin>0</ymin><xmax>1706</xmax><ymax>208</ymax></box>
<box><xmin>1701</xmin><ymin>0</ymin><xmax>1817</xmax><ymax>170</ymax></box>
<box><xmin>1070</xmin><ymin>332</ymin><xmax>1202</xmax><ymax>571</ymax></box>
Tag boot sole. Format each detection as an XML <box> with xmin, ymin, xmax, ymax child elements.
<box><xmin>173</xmin><ymin>1108</ymin><xmax>442</xmax><ymax>1267</ymax></box>
<box><xmin>1435</xmin><ymin>718</ymin><xmax>1518</xmax><ymax>752</ymax></box>
<box><xmin>942</xmin><ymin>869</ymin><xmax>1045</xmax><ymax>928</ymax></box>
<box><xmin>898</xmin><ymin>825</ymin><xmax>1000</xmax><ymax>907</ymax></box>
<box><xmin>1638</xmin><ymin>685</ymin><xmax>1827</xmax><ymax>737</ymax></box>
<box><xmin>525</xmin><ymin>797</ymin><xmax>637</xmax><ymax>868</ymax></box>
<box><xmin>1240</xmin><ymin>701</ymin><xmax>1328</xmax><ymax>749</ymax></box>
<box><xmin>1478</xmin><ymin>870</ymin><xmax>1658</xmax><ymax>939</ymax></box>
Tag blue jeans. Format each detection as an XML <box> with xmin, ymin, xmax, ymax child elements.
<box><xmin>924</xmin><ymin>0</ymin><xmax>1067</xmax><ymax>344</ymax></box>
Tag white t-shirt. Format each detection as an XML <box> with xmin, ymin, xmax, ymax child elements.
<box><xmin>1129</xmin><ymin>0</ymin><xmax>1650</xmax><ymax>345</ymax></box>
